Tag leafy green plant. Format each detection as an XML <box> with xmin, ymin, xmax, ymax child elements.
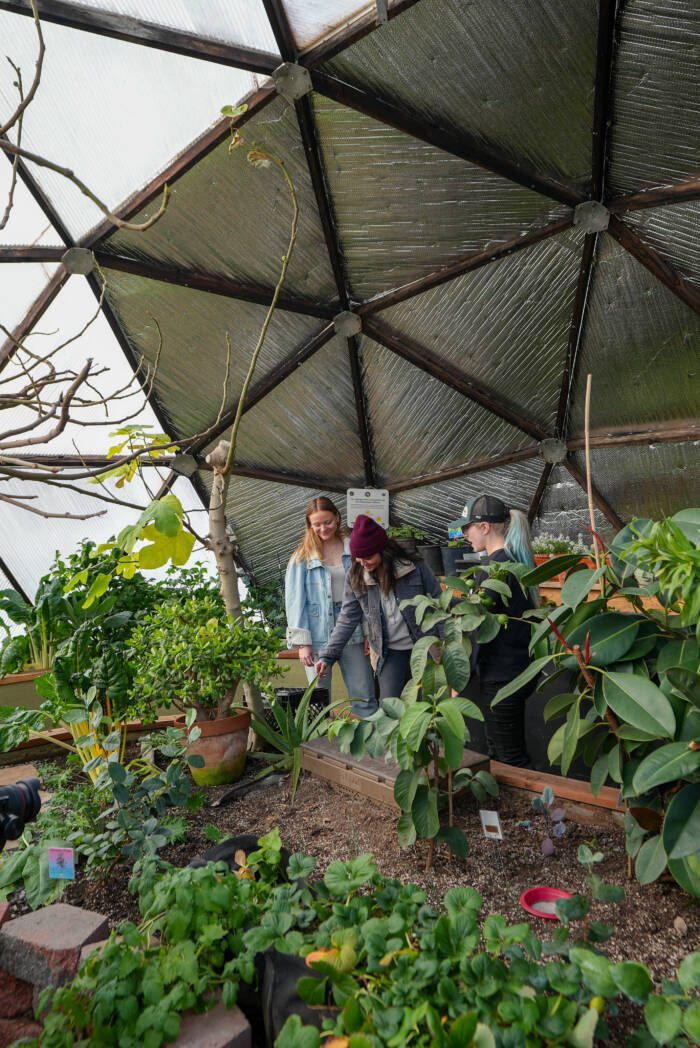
<box><xmin>250</xmin><ymin>677</ymin><xmax>336</xmax><ymax>800</ymax></box>
<box><xmin>387</xmin><ymin>523</ymin><xmax>428</xmax><ymax>542</ymax></box>
<box><xmin>495</xmin><ymin>510</ymin><xmax>700</xmax><ymax>897</ymax></box>
<box><xmin>129</xmin><ymin>594</ymin><xmax>281</xmax><ymax>721</ymax></box>
<box><xmin>242</xmin><ymin>577</ymin><xmax>287</xmax><ymax>632</ymax></box>
<box><xmin>532</xmin><ymin>533</ymin><xmax>591</xmax><ymax>556</ymax></box>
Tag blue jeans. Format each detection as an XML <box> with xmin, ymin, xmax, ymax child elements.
<box><xmin>305</xmin><ymin>602</ymin><xmax>377</xmax><ymax>717</ymax></box>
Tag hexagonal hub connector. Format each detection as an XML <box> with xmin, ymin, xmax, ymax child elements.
<box><xmin>333</xmin><ymin>311</ymin><xmax>362</xmax><ymax>337</ymax></box>
<box><xmin>573</xmin><ymin>200</ymin><xmax>609</xmax><ymax>233</ymax></box>
<box><xmin>272</xmin><ymin>63</ymin><xmax>312</xmax><ymax>102</ymax></box>
<box><xmin>539</xmin><ymin>438</ymin><xmax>568</xmax><ymax>464</ymax></box>
<box><xmin>61</xmin><ymin>247</ymin><xmax>95</xmax><ymax>275</ymax></box>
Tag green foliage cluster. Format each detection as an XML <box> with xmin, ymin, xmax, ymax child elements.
<box><xmin>386</xmin><ymin>523</ymin><xmax>428</xmax><ymax>542</ymax></box>
<box><xmin>497</xmin><ymin>510</ymin><xmax>700</xmax><ymax>896</ymax></box>
<box><xmin>29</xmin><ymin>834</ymin><xmax>699</xmax><ymax>1048</ymax></box>
<box><xmin>242</xmin><ymin>578</ymin><xmax>287</xmax><ymax>633</ymax></box>
<box><xmin>129</xmin><ymin>595</ymin><xmax>281</xmax><ymax>720</ymax></box>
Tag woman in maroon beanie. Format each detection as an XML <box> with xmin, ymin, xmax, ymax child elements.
<box><xmin>315</xmin><ymin>515</ymin><xmax>443</xmax><ymax>699</ymax></box>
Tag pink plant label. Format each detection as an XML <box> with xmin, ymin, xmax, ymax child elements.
<box><xmin>48</xmin><ymin>847</ymin><xmax>75</xmax><ymax>880</ymax></box>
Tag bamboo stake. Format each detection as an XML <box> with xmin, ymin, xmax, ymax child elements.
<box><xmin>584</xmin><ymin>373</ymin><xmax>601</xmax><ymax>572</ymax></box>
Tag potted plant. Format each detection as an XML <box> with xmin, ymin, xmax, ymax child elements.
<box><xmin>386</xmin><ymin>524</ymin><xmax>443</xmax><ymax>574</ymax></box>
<box><xmin>129</xmin><ymin>594</ymin><xmax>281</xmax><ymax>785</ymax></box>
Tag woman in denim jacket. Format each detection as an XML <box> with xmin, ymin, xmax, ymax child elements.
<box><xmin>285</xmin><ymin>496</ymin><xmax>377</xmax><ymax>717</ymax></box>
<box><xmin>315</xmin><ymin>515</ymin><xmax>443</xmax><ymax>699</ymax></box>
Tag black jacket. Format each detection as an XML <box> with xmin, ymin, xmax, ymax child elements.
<box><xmin>475</xmin><ymin>548</ymin><xmax>533</xmax><ymax>683</ymax></box>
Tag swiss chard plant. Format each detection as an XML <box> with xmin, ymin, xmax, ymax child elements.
<box><xmin>494</xmin><ymin>509</ymin><xmax>700</xmax><ymax>897</ymax></box>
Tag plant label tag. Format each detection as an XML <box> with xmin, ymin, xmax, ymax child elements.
<box><xmin>346</xmin><ymin>488</ymin><xmax>389</xmax><ymax>528</ymax></box>
<box><xmin>479</xmin><ymin>810</ymin><xmax>503</xmax><ymax>841</ymax></box>
<box><xmin>48</xmin><ymin>847</ymin><xmax>75</xmax><ymax>880</ymax></box>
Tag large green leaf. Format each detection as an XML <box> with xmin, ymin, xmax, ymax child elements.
<box><xmin>412</xmin><ymin>785</ymin><xmax>439</xmax><ymax>839</ymax></box>
<box><xmin>396</xmin><ymin>811</ymin><xmax>417</xmax><ymax>849</ymax></box>
<box><xmin>560</xmin><ymin>567</ymin><xmax>606</xmax><ymax>610</ymax></box>
<box><xmin>663</xmin><ymin>783</ymin><xmax>700</xmax><ymax>861</ymax></box>
<box><xmin>667</xmin><ymin>851</ymin><xmax>700</xmax><ymax>899</ymax></box>
<box><xmin>491</xmin><ymin>656</ymin><xmax>553</xmax><ymax>706</ymax></box>
<box><xmin>634</xmin><ymin>834</ymin><xmax>667</xmax><ymax>885</ymax></box>
<box><xmin>520</xmin><ymin>555</ymin><xmax>584</xmax><ymax>587</ymax></box>
<box><xmin>665</xmin><ymin>668</ymin><xmax>700</xmax><ymax>709</ymax></box>
<box><xmin>394</xmin><ymin>769</ymin><xmax>422</xmax><ymax>812</ymax></box>
<box><xmin>633</xmin><ymin>742</ymin><xmax>700</xmax><ymax>794</ymax></box>
<box><xmin>656</xmin><ymin>638</ymin><xmax>700</xmax><ymax>675</ymax></box>
<box><xmin>565</xmin><ymin>614</ymin><xmax>639</xmax><ymax>668</ymax></box>
<box><xmin>436</xmin><ymin>718</ymin><xmax>464</xmax><ymax>769</ymax></box>
<box><xmin>644</xmin><ymin>996</ymin><xmax>682</xmax><ymax>1045</ymax></box>
<box><xmin>672</xmin><ymin>508</ymin><xmax>700</xmax><ymax>545</ymax></box>
<box><xmin>602</xmin><ymin>673</ymin><xmax>676</xmax><ymax>739</ymax></box>
<box><xmin>399</xmin><ymin>702</ymin><xmax>432</xmax><ymax>751</ymax></box>
<box><xmin>442</xmin><ymin>641</ymin><xmax>470</xmax><ymax>691</ymax></box>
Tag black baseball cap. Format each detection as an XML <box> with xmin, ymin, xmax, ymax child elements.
<box><xmin>448</xmin><ymin>495</ymin><xmax>510</xmax><ymax>533</ymax></box>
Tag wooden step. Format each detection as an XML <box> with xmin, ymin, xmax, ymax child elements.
<box><xmin>301</xmin><ymin>736</ymin><xmax>489</xmax><ymax>809</ymax></box>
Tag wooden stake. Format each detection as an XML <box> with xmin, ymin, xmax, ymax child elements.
<box><xmin>584</xmin><ymin>373</ymin><xmax>601</xmax><ymax>571</ymax></box>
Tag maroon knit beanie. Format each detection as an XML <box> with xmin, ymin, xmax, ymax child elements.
<box><xmin>349</xmin><ymin>515</ymin><xmax>388</xmax><ymax>558</ymax></box>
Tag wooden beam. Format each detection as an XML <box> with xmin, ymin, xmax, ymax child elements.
<box><xmin>0</xmin><ymin>552</ymin><xmax>32</xmax><ymax>604</ymax></box>
<box><xmin>363</xmin><ymin>319</ymin><xmax>548</xmax><ymax>442</ymax></box>
<box><xmin>311</xmin><ymin>71</ymin><xmax>584</xmax><ymax>208</ymax></box>
<box><xmin>608</xmin><ymin>216</ymin><xmax>700</xmax><ymax>315</ymax></box>
<box><xmin>229</xmin><ymin>464</ymin><xmax>346</xmax><ymax>493</ymax></box>
<box><xmin>591</xmin><ymin>0</ymin><xmax>617</xmax><ymax>201</ymax></box>
<box><xmin>83</xmin><ymin>84</ymin><xmax>276</xmax><ymax>247</ymax></box>
<box><xmin>0</xmin><ymin>0</ymin><xmax>279</xmax><ymax>73</ymax></box>
<box><xmin>609</xmin><ymin>175</ymin><xmax>700</xmax><ymax>213</ymax></box>
<box><xmin>528</xmin><ymin>462</ymin><xmax>553</xmax><ymax>524</ymax></box>
<box><xmin>0</xmin><ymin>246</ymin><xmax>66</xmax><ymax>262</ymax></box>
<box><xmin>301</xmin><ymin>0</ymin><xmax>423</xmax><ymax>68</ymax></box>
<box><xmin>564</xmin><ymin>455</ymin><xmax>625</xmax><ymax>531</ymax></box>
<box><xmin>347</xmin><ymin>334</ymin><xmax>376</xmax><ymax>486</ymax></box>
<box><xmin>260</xmin><ymin>0</ymin><xmax>297</xmax><ymax>62</ymax></box>
<box><xmin>556</xmin><ymin>232</ymin><xmax>598</xmax><ymax>436</ymax></box>
<box><xmin>0</xmin><ymin>266</ymin><xmax>68</xmax><ymax>368</ymax></box>
<box><xmin>360</xmin><ymin>216</ymin><xmax>573</xmax><ymax>315</ymax></box>
<box><xmin>386</xmin><ymin>445</ymin><xmax>540</xmax><ymax>494</ymax></box>
<box><xmin>94</xmin><ymin>252</ymin><xmax>337</xmax><ymax>319</ymax></box>
<box><xmin>568</xmin><ymin>418</ymin><xmax>699</xmax><ymax>451</ymax></box>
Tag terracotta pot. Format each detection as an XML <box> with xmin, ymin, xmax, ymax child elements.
<box><xmin>176</xmin><ymin>709</ymin><xmax>251</xmax><ymax>786</ymax></box>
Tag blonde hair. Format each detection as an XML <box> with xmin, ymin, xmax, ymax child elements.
<box><xmin>293</xmin><ymin>496</ymin><xmax>348</xmax><ymax>562</ymax></box>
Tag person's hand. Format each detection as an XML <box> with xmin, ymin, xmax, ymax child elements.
<box><xmin>298</xmin><ymin>645</ymin><xmax>314</xmax><ymax>667</ymax></box>
<box><xmin>314</xmin><ymin>659</ymin><xmax>328</xmax><ymax>678</ymax></box>
<box><xmin>363</xmin><ymin>636</ymin><xmax>370</xmax><ymax>657</ymax></box>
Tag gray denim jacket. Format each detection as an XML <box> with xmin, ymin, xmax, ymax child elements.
<box><xmin>318</xmin><ymin>560</ymin><xmax>442</xmax><ymax>672</ymax></box>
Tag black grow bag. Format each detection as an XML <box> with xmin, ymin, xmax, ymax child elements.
<box><xmin>189</xmin><ymin>833</ymin><xmax>292</xmax><ymax>877</ymax></box>
<box><xmin>262</xmin><ymin>950</ymin><xmax>338</xmax><ymax>1048</ymax></box>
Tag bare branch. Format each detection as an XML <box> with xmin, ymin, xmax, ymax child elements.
<box><xmin>0</xmin><ymin>491</ymin><xmax>106</xmax><ymax>520</ymax></box>
<box><xmin>0</xmin><ymin>0</ymin><xmax>45</xmax><ymax>138</ymax></box>
<box><xmin>0</xmin><ymin>357</ymin><xmax>93</xmax><ymax>449</ymax></box>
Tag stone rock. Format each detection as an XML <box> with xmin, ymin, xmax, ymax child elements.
<box><xmin>0</xmin><ymin>1017</ymin><xmax>42</xmax><ymax>1047</ymax></box>
<box><xmin>673</xmin><ymin>916</ymin><xmax>688</xmax><ymax>936</ymax></box>
<box><xmin>0</xmin><ymin>903</ymin><xmax>109</xmax><ymax>989</ymax></box>
<box><xmin>173</xmin><ymin>1002</ymin><xmax>251</xmax><ymax>1047</ymax></box>
<box><xmin>0</xmin><ymin>973</ymin><xmax>33</xmax><ymax>1019</ymax></box>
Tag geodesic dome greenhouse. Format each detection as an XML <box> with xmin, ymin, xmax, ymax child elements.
<box><xmin>1</xmin><ymin>0</ymin><xmax>698</xmax><ymax>599</ymax></box>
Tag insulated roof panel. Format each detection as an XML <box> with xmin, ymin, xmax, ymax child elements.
<box><xmin>312</xmin><ymin>94</ymin><xmax>571</xmax><ymax>299</ymax></box>
<box><xmin>580</xmin><ymin>443</ymin><xmax>700</xmax><ymax>526</ymax></box>
<box><xmin>101</xmin><ymin>270</ymin><xmax>327</xmax><ymax>442</ymax></box>
<box><xmin>361</xmin><ymin>336</ymin><xmax>533</xmax><ymax>484</ymax></box>
<box><xmin>322</xmin><ymin>0</ymin><xmax>597</xmax><ymax>192</ymax></box>
<box><xmin>380</xmin><ymin>226</ymin><xmax>584</xmax><ymax>434</ymax></box>
<box><xmin>101</xmin><ymin>96</ymin><xmax>338</xmax><ymax>304</ymax></box>
<box><xmin>623</xmin><ymin>202</ymin><xmax>700</xmax><ymax>288</ymax></box>
<box><xmin>566</xmin><ymin>233</ymin><xmax>700</xmax><ymax>433</ymax></box>
<box><xmin>532</xmin><ymin>463</ymin><xmax>612</xmax><ymax>541</ymax></box>
<box><xmin>281</xmin><ymin>0</ymin><xmax>373</xmax><ymax>50</ymax></box>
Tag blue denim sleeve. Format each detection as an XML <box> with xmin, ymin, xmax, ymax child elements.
<box><xmin>318</xmin><ymin>576</ymin><xmax>363</xmax><ymax>665</ymax></box>
<box><xmin>285</xmin><ymin>556</ymin><xmax>312</xmax><ymax>647</ymax></box>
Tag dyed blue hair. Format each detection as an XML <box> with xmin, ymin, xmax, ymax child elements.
<box><xmin>466</xmin><ymin>498</ymin><xmax>538</xmax><ymax>605</ymax></box>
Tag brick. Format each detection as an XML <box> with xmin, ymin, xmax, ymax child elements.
<box><xmin>0</xmin><ymin>903</ymin><xmax>109</xmax><ymax>989</ymax></box>
<box><xmin>0</xmin><ymin>903</ymin><xmax>10</xmax><ymax>930</ymax></box>
<box><xmin>173</xmin><ymin>1002</ymin><xmax>251</xmax><ymax>1048</ymax></box>
<box><xmin>0</xmin><ymin>973</ymin><xmax>33</xmax><ymax>1019</ymax></box>
<box><xmin>0</xmin><ymin>1017</ymin><xmax>42</xmax><ymax>1047</ymax></box>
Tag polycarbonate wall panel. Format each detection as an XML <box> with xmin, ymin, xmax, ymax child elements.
<box><xmin>323</xmin><ymin>0</ymin><xmax>597</xmax><ymax>190</ymax></box>
<box><xmin>382</xmin><ymin>227</ymin><xmax>583</xmax><ymax>433</ymax></box>
<box><xmin>312</xmin><ymin>95</ymin><xmax>571</xmax><ymax>299</ymax></box>
<box><xmin>2</xmin><ymin>275</ymin><xmax>163</xmax><ymax>455</ymax></box>
<box><xmin>361</xmin><ymin>337</ymin><xmax>532</xmax><ymax>485</ymax></box>
<box><xmin>567</xmin><ymin>234</ymin><xmax>700</xmax><ymax>432</ymax></box>
<box><xmin>225</xmin><ymin>336</ymin><xmax>366</xmax><ymax>485</ymax></box>
<box><xmin>0</xmin><ymin>11</ymin><xmax>259</xmax><ymax>239</ymax></box>
<box><xmin>533</xmin><ymin>463</ymin><xmax>612</xmax><ymax>541</ymax></box>
<box><xmin>0</xmin><ymin>263</ymin><xmax>61</xmax><ymax>333</ymax></box>
<box><xmin>391</xmin><ymin>459</ymin><xmax>545</xmax><ymax>544</ymax></box>
<box><xmin>623</xmin><ymin>203</ymin><xmax>700</xmax><ymax>287</ymax></box>
<box><xmin>0</xmin><ymin>169</ymin><xmax>64</xmax><ymax>247</ymax></box>
<box><xmin>580</xmin><ymin>443</ymin><xmax>700</xmax><ymax>525</ymax></box>
<box><xmin>103</xmin><ymin>97</ymin><xmax>338</xmax><ymax>303</ymax></box>
<box><xmin>102</xmin><ymin>271</ymin><xmax>326</xmax><ymax>441</ymax></box>
<box><xmin>66</xmin><ymin>0</ymin><xmax>278</xmax><ymax>52</ymax></box>
<box><xmin>607</xmin><ymin>0</ymin><xmax>700</xmax><ymax>196</ymax></box>
<box><xmin>282</xmin><ymin>0</ymin><xmax>373</xmax><ymax>49</ymax></box>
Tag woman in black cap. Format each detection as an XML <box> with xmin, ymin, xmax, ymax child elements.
<box><xmin>314</xmin><ymin>514</ymin><xmax>443</xmax><ymax>700</ymax></box>
<box><xmin>453</xmin><ymin>494</ymin><xmax>537</xmax><ymax>767</ymax></box>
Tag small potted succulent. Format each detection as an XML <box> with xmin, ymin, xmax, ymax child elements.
<box><xmin>129</xmin><ymin>595</ymin><xmax>281</xmax><ymax>785</ymax></box>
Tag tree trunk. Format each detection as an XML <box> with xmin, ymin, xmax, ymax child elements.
<box><xmin>207</xmin><ymin>440</ymin><xmax>265</xmax><ymax>725</ymax></box>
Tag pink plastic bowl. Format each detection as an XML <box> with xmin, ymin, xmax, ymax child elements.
<box><xmin>519</xmin><ymin>886</ymin><xmax>572</xmax><ymax>921</ymax></box>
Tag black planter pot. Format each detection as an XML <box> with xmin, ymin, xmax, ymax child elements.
<box><xmin>441</xmin><ymin>546</ymin><xmax>465</xmax><ymax>575</ymax></box>
<box><xmin>417</xmin><ymin>544</ymin><xmax>443</xmax><ymax>576</ymax></box>
<box><xmin>262</xmin><ymin>951</ymin><xmax>338</xmax><ymax>1048</ymax></box>
<box><xmin>393</xmin><ymin>536</ymin><xmax>420</xmax><ymax>559</ymax></box>
<box><xmin>189</xmin><ymin>833</ymin><xmax>292</xmax><ymax>878</ymax></box>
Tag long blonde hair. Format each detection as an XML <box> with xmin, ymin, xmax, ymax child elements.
<box><xmin>293</xmin><ymin>496</ymin><xmax>349</xmax><ymax>562</ymax></box>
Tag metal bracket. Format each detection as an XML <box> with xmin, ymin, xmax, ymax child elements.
<box><xmin>333</xmin><ymin>311</ymin><xmax>362</xmax><ymax>337</ymax></box>
<box><xmin>539</xmin><ymin>438</ymin><xmax>568</xmax><ymax>464</ymax></box>
<box><xmin>61</xmin><ymin>247</ymin><xmax>95</xmax><ymax>275</ymax></box>
<box><xmin>272</xmin><ymin>63</ymin><xmax>312</xmax><ymax>102</ymax></box>
<box><xmin>171</xmin><ymin>454</ymin><xmax>199</xmax><ymax>478</ymax></box>
<box><xmin>376</xmin><ymin>0</ymin><xmax>389</xmax><ymax>23</ymax></box>
<box><xmin>574</xmin><ymin>200</ymin><xmax>609</xmax><ymax>233</ymax></box>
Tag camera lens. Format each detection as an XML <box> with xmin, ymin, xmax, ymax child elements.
<box><xmin>0</xmin><ymin>778</ymin><xmax>42</xmax><ymax>840</ymax></box>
